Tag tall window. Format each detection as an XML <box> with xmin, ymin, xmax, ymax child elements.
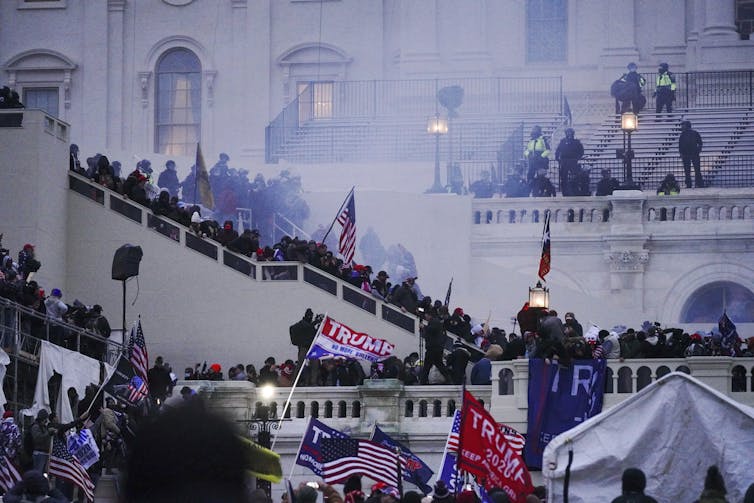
<box><xmin>23</xmin><ymin>87</ymin><xmax>59</xmax><ymax>117</ymax></box>
<box><xmin>155</xmin><ymin>48</ymin><xmax>201</xmax><ymax>156</ymax></box>
<box><xmin>736</xmin><ymin>0</ymin><xmax>754</xmax><ymax>39</ymax></box>
<box><xmin>297</xmin><ymin>81</ymin><xmax>333</xmax><ymax>121</ymax></box>
<box><xmin>526</xmin><ymin>0</ymin><xmax>567</xmax><ymax>63</ymax></box>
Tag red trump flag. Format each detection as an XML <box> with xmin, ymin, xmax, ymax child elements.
<box><xmin>458</xmin><ymin>390</ymin><xmax>533</xmax><ymax>503</ymax></box>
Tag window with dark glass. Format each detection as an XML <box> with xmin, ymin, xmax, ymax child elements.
<box><xmin>736</xmin><ymin>0</ymin><xmax>754</xmax><ymax>39</ymax></box>
<box><xmin>297</xmin><ymin>81</ymin><xmax>333</xmax><ymax>120</ymax></box>
<box><xmin>23</xmin><ymin>87</ymin><xmax>59</xmax><ymax>117</ymax></box>
<box><xmin>526</xmin><ymin>0</ymin><xmax>567</xmax><ymax>63</ymax></box>
<box><xmin>681</xmin><ymin>281</ymin><xmax>754</xmax><ymax>323</ymax></box>
<box><xmin>155</xmin><ymin>48</ymin><xmax>201</xmax><ymax>156</ymax></box>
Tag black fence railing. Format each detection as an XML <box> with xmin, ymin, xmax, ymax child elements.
<box><xmin>266</xmin><ymin>76</ymin><xmax>563</xmax><ymax>163</ymax></box>
<box><xmin>462</xmin><ymin>154</ymin><xmax>754</xmax><ymax>196</ymax></box>
<box><xmin>644</xmin><ymin>70</ymin><xmax>754</xmax><ymax>110</ymax></box>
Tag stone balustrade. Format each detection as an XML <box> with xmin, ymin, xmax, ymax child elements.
<box><xmin>646</xmin><ymin>194</ymin><xmax>754</xmax><ymax>222</ymax></box>
<box><xmin>472</xmin><ymin>197</ymin><xmax>611</xmax><ymax>225</ymax></box>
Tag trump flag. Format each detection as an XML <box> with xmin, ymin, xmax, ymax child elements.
<box><xmin>458</xmin><ymin>391</ymin><xmax>533</xmax><ymax>503</ymax></box>
<box><xmin>294</xmin><ymin>418</ymin><xmax>350</xmax><ymax>477</ymax></box>
<box><xmin>306</xmin><ymin>315</ymin><xmax>394</xmax><ymax>362</ymax></box>
<box><xmin>524</xmin><ymin>359</ymin><xmax>607</xmax><ymax>469</ymax></box>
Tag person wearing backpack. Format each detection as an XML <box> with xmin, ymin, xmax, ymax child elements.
<box><xmin>29</xmin><ymin>410</ymin><xmax>55</xmax><ymax>473</ymax></box>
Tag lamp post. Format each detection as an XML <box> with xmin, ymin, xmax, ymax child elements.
<box><xmin>426</xmin><ymin>114</ymin><xmax>448</xmax><ymax>193</ymax></box>
<box><xmin>620</xmin><ymin>112</ymin><xmax>639</xmax><ymax>190</ymax></box>
<box><xmin>245</xmin><ymin>385</ymin><xmax>280</xmax><ymax>497</ymax></box>
<box><xmin>528</xmin><ymin>280</ymin><xmax>550</xmax><ymax>309</ymax></box>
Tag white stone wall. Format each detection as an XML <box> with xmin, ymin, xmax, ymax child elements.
<box><xmin>1</xmin><ymin>0</ymin><xmax>752</xmax><ymax>162</ymax></box>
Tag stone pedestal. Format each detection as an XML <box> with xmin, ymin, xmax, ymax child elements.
<box><xmin>358</xmin><ymin>379</ymin><xmax>404</xmax><ymax>434</ymax></box>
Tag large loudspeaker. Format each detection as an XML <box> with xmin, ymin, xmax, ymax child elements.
<box><xmin>112</xmin><ymin>244</ymin><xmax>143</xmax><ymax>281</ymax></box>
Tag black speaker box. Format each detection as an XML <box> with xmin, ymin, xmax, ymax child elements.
<box><xmin>112</xmin><ymin>244</ymin><xmax>143</xmax><ymax>281</ymax></box>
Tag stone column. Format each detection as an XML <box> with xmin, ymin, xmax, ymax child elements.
<box><xmin>448</xmin><ymin>0</ymin><xmax>491</xmax><ymax>69</ymax></box>
<box><xmin>397</xmin><ymin>0</ymin><xmax>441</xmax><ymax>73</ymax></box>
<box><xmin>107</xmin><ymin>0</ymin><xmax>126</xmax><ymax>151</ymax></box>
<box><xmin>604</xmin><ymin>191</ymin><xmax>649</xmax><ymax>308</ymax></box>
<box><xmin>702</xmin><ymin>0</ymin><xmax>738</xmax><ymax>40</ymax></box>
<box><xmin>650</xmin><ymin>0</ymin><xmax>687</xmax><ymax>68</ymax></box>
<box><xmin>600</xmin><ymin>0</ymin><xmax>640</xmax><ymax>69</ymax></box>
<box><xmin>686</xmin><ymin>357</ymin><xmax>735</xmax><ymax>393</ymax></box>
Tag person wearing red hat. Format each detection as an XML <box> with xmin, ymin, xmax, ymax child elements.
<box><xmin>685</xmin><ymin>333</ymin><xmax>707</xmax><ymax>357</ymax></box>
<box><xmin>0</xmin><ymin>409</ymin><xmax>21</xmax><ymax>461</ymax></box>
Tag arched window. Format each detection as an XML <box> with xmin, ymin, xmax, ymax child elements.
<box><xmin>680</xmin><ymin>281</ymin><xmax>754</xmax><ymax>323</ymax></box>
<box><xmin>155</xmin><ymin>48</ymin><xmax>201</xmax><ymax>156</ymax></box>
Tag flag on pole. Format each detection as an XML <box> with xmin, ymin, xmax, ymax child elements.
<box><xmin>321</xmin><ymin>438</ymin><xmax>401</xmax><ymax>487</ymax></box>
<box><xmin>294</xmin><ymin>418</ymin><xmax>350</xmax><ymax>476</ymax></box>
<box><xmin>49</xmin><ymin>436</ymin><xmax>96</xmax><ymax>502</ymax></box>
<box><xmin>337</xmin><ymin>189</ymin><xmax>356</xmax><ymax>265</ymax></box>
<box><xmin>444</xmin><ymin>277</ymin><xmax>453</xmax><ymax>307</ymax></box>
<box><xmin>127</xmin><ymin>375</ymin><xmax>148</xmax><ymax>403</ymax></box>
<box><xmin>371</xmin><ymin>425</ymin><xmax>433</xmax><ymax>494</ymax></box>
<box><xmin>0</xmin><ymin>455</ymin><xmax>21</xmax><ymax>492</ymax></box>
<box><xmin>445</xmin><ymin>409</ymin><xmax>461</xmax><ymax>453</ymax></box>
<box><xmin>718</xmin><ymin>312</ymin><xmax>739</xmax><ymax>354</ymax></box>
<box><xmin>537</xmin><ymin>210</ymin><xmax>551</xmax><ymax>281</ymax></box>
<box><xmin>306</xmin><ymin>315</ymin><xmax>394</xmax><ymax>362</ymax></box>
<box><xmin>459</xmin><ymin>390</ymin><xmax>533</xmax><ymax>500</ymax></box>
<box><xmin>195</xmin><ymin>143</ymin><xmax>214</xmax><ymax>210</ymax></box>
<box><xmin>128</xmin><ymin>319</ymin><xmax>149</xmax><ymax>385</ymax></box>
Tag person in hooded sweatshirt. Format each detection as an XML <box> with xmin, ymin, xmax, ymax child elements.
<box><xmin>610</xmin><ymin>468</ymin><xmax>658</xmax><ymax>503</ymax></box>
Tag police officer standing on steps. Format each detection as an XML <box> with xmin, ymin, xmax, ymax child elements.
<box><xmin>555</xmin><ymin>128</ymin><xmax>584</xmax><ymax>196</ymax></box>
<box><xmin>524</xmin><ymin>125</ymin><xmax>551</xmax><ymax>184</ymax></box>
<box><xmin>654</xmin><ymin>63</ymin><xmax>676</xmax><ymax>114</ymax></box>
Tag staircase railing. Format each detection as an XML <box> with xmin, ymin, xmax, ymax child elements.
<box><xmin>0</xmin><ymin>296</ymin><xmax>124</xmax><ymax>414</ymax></box>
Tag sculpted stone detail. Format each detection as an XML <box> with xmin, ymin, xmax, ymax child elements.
<box><xmin>604</xmin><ymin>250</ymin><xmax>649</xmax><ymax>271</ymax></box>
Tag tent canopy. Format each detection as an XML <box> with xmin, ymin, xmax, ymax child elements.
<box><xmin>543</xmin><ymin>372</ymin><xmax>754</xmax><ymax>503</ymax></box>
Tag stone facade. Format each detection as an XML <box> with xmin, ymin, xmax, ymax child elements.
<box><xmin>1</xmin><ymin>0</ymin><xmax>752</xmax><ymax>163</ymax></box>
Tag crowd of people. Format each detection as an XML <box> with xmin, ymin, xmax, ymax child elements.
<box><xmin>0</xmin><ymin>236</ymin><xmax>112</xmax><ymax>360</ymax></box>
<box><xmin>69</xmin><ymin>147</ymin><xmax>310</xmax><ymax>246</ymax></box>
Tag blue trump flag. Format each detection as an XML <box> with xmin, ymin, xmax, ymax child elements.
<box><xmin>371</xmin><ymin>425</ymin><xmax>433</xmax><ymax>494</ymax></box>
<box><xmin>524</xmin><ymin>359</ymin><xmax>607</xmax><ymax>469</ymax></box>
<box><xmin>294</xmin><ymin>418</ymin><xmax>350</xmax><ymax>476</ymax></box>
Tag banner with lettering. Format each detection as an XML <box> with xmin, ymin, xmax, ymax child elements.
<box><xmin>524</xmin><ymin>359</ymin><xmax>607</xmax><ymax>469</ymax></box>
<box><xmin>458</xmin><ymin>391</ymin><xmax>533</xmax><ymax>503</ymax></box>
<box><xmin>306</xmin><ymin>315</ymin><xmax>395</xmax><ymax>362</ymax></box>
<box><xmin>294</xmin><ymin>417</ymin><xmax>350</xmax><ymax>476</ymax></box>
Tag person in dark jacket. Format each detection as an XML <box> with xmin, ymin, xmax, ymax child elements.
<box><xmin>419</xmin><ymin>312</ymin><xmax>452</xmax><ymax>385</ymax></box>
<box><xmin>157</xmin><ymin>160</ymin><xmax>180</xmax><ymax>198</ymax></box>
<box><xmin>530</xmin><ymin>169</ymin><xmax>556</xmax><ymax>197</ymax></box>
<box><xmin>555</xmin><ymin>128</ymin><xmax>584</xmax><ymax>196</ymax></box>
<box><xmin>30</xmin><ymin>410</ymin><xmax>55</xmax><ymax>472</ymax></box>
<box><xmin>227</xmin><ymin>229</ymin><xmax>258</xmax><ymax>257</ymax></box>
<box><xmin>678</xmin><ymin>120</ymin><xmax>704</xmax><ymax>188</ymax></box>
<box><xmin>215</xmin><ymin>221</ymin><xmax>238</xmax><ymax>247</ymax></box>
<box><xmin>692</xmin><ymin>465</ymin><xmax>728</xmax><ymax>503</ymax></box>
<box><xmin>392</xmin><ymin>276</ymin><xmax>418</xmax><ymax>314</ymax></box>
<box><xmin>610</xmin><ymin>468</ymin><xmax>658</xmax><ymax>503</ymax></box>
<box><xmin>290</xmin><ymin>309</ymin><xmax>318</xmax><ymax>385</ymax></box>
<box><xmin>446</xmin><ymin>338</ymin><xmax>471</xmax><ymax>385</ymax></box>
<box><xmin>613</xmin><ymin>62</ymin><xmax>646</xmax><ymax>114</ymax></box>
<box><xmin>147</xmin><ymin>356</ymin><xmax>172</xmax><ymax>403</ymax></box>
<box><xmin>596</xmin><ymin>169</ymin><xmax>621</xmax><ymax>196</ymax></box>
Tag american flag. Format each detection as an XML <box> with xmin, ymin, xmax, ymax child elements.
<box><xmin>445</xmin><ymin>410</ymin><xmax>461</xmax><ymax>453</ymax></box>
<box><xmin>321</xmin><ymin>438</ymin><xmax>400</xmax><ymax>487</ymax></box>
<box><xmin>538</xmin><ymin>209</ymin><xmax>551</xmax><ymax>281</ymax></box>
<box><xmin>499</xmin><ymin>423</ymin><xmax>526</xmax><ymax>455</ymax></box>
<box><xmin>127</xmin><ymin>375</ymin><xmax>148</xmax><ymax>403</ymax></box>
<box><xmin>336</xmin><ymin>189</ymin><xmax>356</xmax><ymax>265</ymax></box>
<box><xmin>49</xmin><ymin>436</ymin><xmax>95</xmax><ymax>502</ymax></box>
<box><xmin>0</xmin><ymin>455</ymin><xmax>21</xmax><ymax>492</ymax></box>
<box><xmin>128</xmin><ymin>319</ymin><xmax>149</xmax><ymax>384</ymax></box>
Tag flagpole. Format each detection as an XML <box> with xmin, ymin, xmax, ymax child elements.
<box><xmin>288</xmin><ymin>416</ymin><xmax>312</xmax><ymax>480</ymax></box>
<box><xmin>454</xmin><ymin>384</ymin><xmax>467</xmax><ymax>495</ymax></box>
<box><xmin>271</xmin><ymin>312</ymin><xmax>328</xmax><ymax>450</ymax></box>
<box><xmin>395</xmin><ymin>446</ymin><xmax>403</xmax><ymax>498</ymax></box>
<box><xmin>320</xmin><ymin>186</ymin><xmax>354</xmax><ymax>244</ymax></box>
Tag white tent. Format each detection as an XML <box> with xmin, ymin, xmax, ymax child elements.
<box><xmin>542</xmin><ymin>372</ymin><xmax>754</xmax><ymax>503</ymax></box>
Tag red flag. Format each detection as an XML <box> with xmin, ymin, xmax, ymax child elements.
<box><xmin>537</xmin><ymin>210</ymin><xmax>551</xmax><ymax>281</ymax></box>
<box><xmin>458</xmin><ymin>390</ymin><xmax>534</xmax><ymax>503</ymax></box>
